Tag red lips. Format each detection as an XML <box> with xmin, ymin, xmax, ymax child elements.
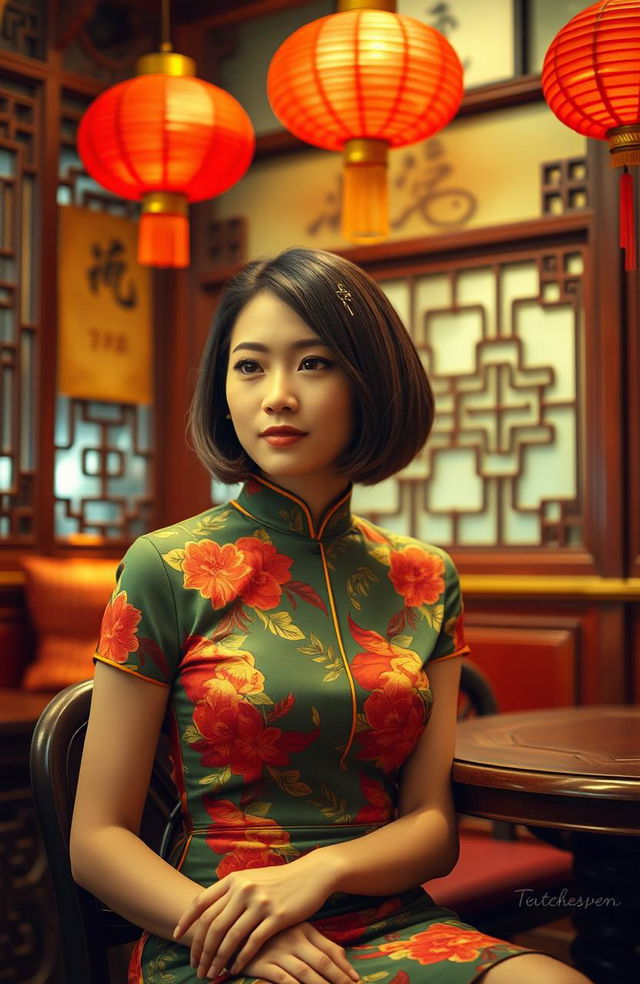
<box><xmin>260</xmin><ymin>426</ymin><xmax>308</xmax><ymax>436</ymax></box>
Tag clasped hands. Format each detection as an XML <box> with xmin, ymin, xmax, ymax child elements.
<box><xmin>173</xmin><ymin>852</ymin><xmax>358</xmax><ymax>984</ymax></box>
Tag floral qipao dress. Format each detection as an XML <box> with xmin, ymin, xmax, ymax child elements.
<box><xmin>96</xmin><ymin>475</ymin><xmax>535</xmax><ymax>984</ymax></box>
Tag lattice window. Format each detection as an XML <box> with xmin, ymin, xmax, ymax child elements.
<box><xmin>55</xmin><ymin>90</ymin><xmax>153</xmax><ymax>544</ymax></box>
<box><xmin>541</xmin><ymin>157</ymin><xmax>588</xmax><ymax>215</ymax></box>
<box><xmin>351</xmin><ymin>250</ymin><xmax>585</xmax><ymax>549</ymax></box>
<box><xmin>0</xmin><ymin>76</ymin><xmax>40</xmax><ymax>542</ymax></box>
<box><xmin>0</xmin><ymin>0</ymin><xmax>44</xmax><ymax>61</ymax></box>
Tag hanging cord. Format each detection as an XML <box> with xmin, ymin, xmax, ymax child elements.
<box><xmin>160</xmin><ymin>0</ymin><xmax>172</xmax><ymax>52</ymax></box>
<box><xmin>620</xmin><ymin>166</ymin><xmax>637</xmax><ymax>272</ymax></box>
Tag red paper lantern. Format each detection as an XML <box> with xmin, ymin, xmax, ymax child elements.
<box><xmin>542</xmin><ymin>0</ymin><xmax>640</xmax><ymax>270</ymax></box>
<box><xmin>78</xmin><ymin>51</ymin><xmax>255</xmax><ymax>268</ymax></box>
<box><xmin>267</xmin><ymin>0</ymin><xmax>463</xmax><ymax>244</ymax></box>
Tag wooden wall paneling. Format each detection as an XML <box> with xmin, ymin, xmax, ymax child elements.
<box><xmin>35</xmin><ymin>48</ymin><xmax>61</xmax><ymax>557</ymax></box>
<box><xmin>0</xmin><ymin>580</ymin><xmax>32</xmax><ymax>687</ymax></box>
<box><xmin>590</xmin><ymin>601</ymin><xmax>627</xmax><ymax>705</ymax></box>
<box><xmin>463</xmin><ymin>624</ymin><xmax>578</xmax><ymax>711</ymax></box>
<box><xmin>586</xmin><ymin>140</ymin><xmax>625</xmax><ymax>577</ymax></box>
<box><xmin>463</xmin><ymin>600</ymin><xmax>627</xmax><ymax>707</ymax></box>
<box><xmin>626</xmin><ymin>183</ymin><xmax>639</xmax><ymax>579</ymax></box>
<box><xmin>632</xmin><ymin>604</ymin><xmax>640</xmax><ymax>704</ymax></box>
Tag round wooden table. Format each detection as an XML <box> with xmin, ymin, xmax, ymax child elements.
<box><xmin>452</xmin><ymin>705</ymin><xmax>640</xmax><ymax>984</ymax></box>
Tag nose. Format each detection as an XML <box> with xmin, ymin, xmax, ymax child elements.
<box><xmin>261</xmin><ymin>368</ymin><xmax>299</xmax><ymax>414</ymax></box>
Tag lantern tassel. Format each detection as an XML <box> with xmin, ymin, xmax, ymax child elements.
<box><xmin>619</xmin><ymin>167</ymin><xmax>636</xmax><ymax>272</ymax></box>
<box><xmin>341</xmin><ymin>139</ymin><xmax>389</xmax><ymax>244</ymax></box>
<box><xmin>139</xmin><ymin>192</ymin><xmax>190</xmax><ymax>268</ymax></box>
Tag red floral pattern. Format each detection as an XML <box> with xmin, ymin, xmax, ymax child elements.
<box><xmin>182</xmin><ymin>540</ymin><xmax>251</xmax><ymax>607</ymax></box>
<box><xmin>368</xmin><ymin>921</ymin><xmax>506</xmax><ymax>965</ymax></box>
<box><xmin>181</xmin><ymin>635</ymin><xmax>265</xmax><ymax>704</ymax></box>
<box><xmin>388</xmin><ymin>546</ymin><xmax>445</xmax><ymax>607</ymax></box>
<box><xmin>235</xmin><ymin>536</ymin><xmax>293</xmax><ymax>610</ymax></box>
<box><xmin>353</xmin><ymin>773</ymin><xmax>394</xmax><ymax>825</ymax></box>
<box><xmin>349</xmin><ymin>617</ymin><xmax>430</xmax><ymax>692</ymax></box>
<box><xmin>97</xmin><ymin>590</ymin><xmax>141</xmax><ymax>664</ymax></box>
<box><xmin>204</xmin><ymin>799</ymin><xmax>294</xmax><ymax>876</ymax></box>
<box><xmin>358</xmin><ymin>682</ymin><xmax>427</xmax><ymax>772</ymax></box>
<box><xmin>191</xmin><ymin>688</ymin><xmax>317</xmax><ymax>781</ymax></box>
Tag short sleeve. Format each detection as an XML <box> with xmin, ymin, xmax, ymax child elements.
<box><xmin>94</xmin><ymin>535</ymin><xmax>179</xmax><ymax>687</ymax></box>
<box><xmin>429</xmin><ymin>551</ymin><xmax>470</xmax><ymax>664</ymax></box>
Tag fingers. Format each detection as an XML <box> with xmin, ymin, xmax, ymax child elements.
<box><xmin>194</xmin><ymin>903</ymin><xmax>257</xmax><ymax>979</ymax></box>
<box><xmin>238</xmin><ymin>925</ymin><xmax>360</xmax><ymax>984</ymax></box>
<box><xmin>305</xmin><ymin>928</ymin><xmax>360</xmax><ymax>984</ymax></box>
<box><xmin>213</xmin><ymin>915</ymin><xmax>282</xmax><ymax>978</ymax></box>
<box><xmin>277</xmin><ymin>954</ymin><xmax>354</xmax><ymax>984</ymax></box>
<box><xmin>174</xmin><ymin>882</ymin><xmax>228</xmax><ymax>940</ymax></box>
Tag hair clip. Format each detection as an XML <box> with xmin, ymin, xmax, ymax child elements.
<box><xmin>336</xmin><ymin>283</ymin><xmax>355</xmax><ymax>316</ymax></box>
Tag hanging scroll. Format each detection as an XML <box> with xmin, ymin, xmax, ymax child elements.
<box><xmin>57</xmin><ymin>205</ymin><xmax>152</xmax><ymax>404</ymax></box>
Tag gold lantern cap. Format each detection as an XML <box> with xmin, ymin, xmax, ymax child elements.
<box><xmin>141</xmin><ymin>191</ymin><xmax>188</xmax><ymax>216</ymax></box>
<box><xmin>607</xmin><ymin>125</ymin><xmax>640</xmax><ymax>169</ymax></box>
<box><xmin>343</xmin><ymin>138</ymin><xmax>388</xmax><ymax>166</ymax></box>
<box><xmin>136</xmin><ymin>48</ymin><xmax>196</xmax><ymax>77</ymax></box>
<box><xmin>337</xmin><ymin>1</ymin><xmax>396</xmax><ymax>10</ymax></box>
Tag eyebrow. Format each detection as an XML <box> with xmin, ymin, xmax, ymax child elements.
<box><xmin>231</xmin><ymin>338</ymin><xmax>329</xmax><ymax>354</ymax></box>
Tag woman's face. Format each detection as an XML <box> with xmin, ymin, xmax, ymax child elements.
<box><xmin>225</xmin><ymin>290</ymin><xmax>354</xmax><ymax>488</ymax></box>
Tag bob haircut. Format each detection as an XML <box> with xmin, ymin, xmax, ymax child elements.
<box><xmin>189</xmin><ymin>247</ymin><xmax>434</xmax><ymax>486</ymax></box>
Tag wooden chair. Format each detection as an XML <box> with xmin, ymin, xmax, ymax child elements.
<box><xmin>29</xmin><ymin>679</ymin><xmax>180</xmax><ymax>984</ymax></box>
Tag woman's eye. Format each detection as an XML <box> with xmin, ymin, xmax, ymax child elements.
<box><xmin>233</xmin><ymin>359</ymin><xmax>261</xmax><ymax>375</ymax></box>
<box><xmin>300</xmin><ymin>356</ymin><xmax>332</xmax><ymax>370</ymax></box>
<box><xmin>233</xmin><ymin>355</ymin><xmax>333</xmax><ymax>376</ymax></box>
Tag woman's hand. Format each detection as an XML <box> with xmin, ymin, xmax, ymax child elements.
<box><xmin>230</xmin><ymin>922</ymin><xmax>360</xmax><ymax>984</ymax></box>
<box><xmin>173</xmin><ymin>853</ymin><xmax>340</xmax><ymax>980</ymax></box>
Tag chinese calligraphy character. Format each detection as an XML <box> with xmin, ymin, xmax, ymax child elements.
<box><xmin>87</xmin><ymin>239</ymin><xmax>137</xmax><ymax>308</ymax></box>
<box><xmin>307</xmin><ymin>174</ymin><xmax>342</xmax><ymax>236</ymax></box>
<box><xmin>391</xmin><ymin>139</ymin><xmax>476</xmax><ymax>230</ymax></box>
<box><xmin>426</xmin><ymin>2</ymin><xmax>459</xmax><ymax>36</ymax></box>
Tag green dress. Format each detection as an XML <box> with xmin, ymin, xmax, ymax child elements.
<box><xmin>95</xmin><ymin>474</ymin><xmax>536</xmax><ymax>984</ymax></box>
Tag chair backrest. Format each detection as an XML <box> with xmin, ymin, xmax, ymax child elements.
<box><xmin>29</xmin><ymin>679</ymin><xmax>180</xmax><ymax>984</ymax></box>
<box><xmin>458</xmin><ymin>660</ymin><xmax>499</xmax><ymax>719</ymax></box>
<box><xmin>457</xmin><ymin>659</ymin><xmax>516</xmax><ymax>840</ymax></box>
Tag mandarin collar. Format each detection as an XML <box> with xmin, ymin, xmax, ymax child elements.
<box><xmin>230</xmin><ymin>474</ymin><xmax>354</xmax><ymax>541</ymax></box>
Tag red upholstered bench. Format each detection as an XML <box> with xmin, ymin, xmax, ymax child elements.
<box><xmin>425</xmin><ymin>826</ymin><xmax>573</xmax><ymax>936</ymax></box>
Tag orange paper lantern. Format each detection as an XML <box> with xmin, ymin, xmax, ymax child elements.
<box><xmin>267</xmin><ymin>0</ymin><xmax>463</xmax><ymax>244</ymax></box>
<box><xmin>78</xmin><ymin>51</ymin><xmax>255</xmax><ymax>268</ymax></box>
<box><xmin>542</xmin><ymin>0</ymin><xmax>640</xmax><ymax>270</ymax></box>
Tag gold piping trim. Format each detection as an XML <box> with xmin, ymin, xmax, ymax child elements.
<box><xmin>175</xmin><ymin>831</ymin><xmax>193</xmax><ymax>871</ymax></box>
<box><xmin>228</xmin><ymin>499</ymin><xmax>257</xmax><ymax>523</ymax></box>
<box><xmin>460</xmin><ymin>575</ymin><xmax>640</xmax><ymax>599</ymax></box>
<box><xmin>430</xmin><ymin>646</ymin><xmax>470</xmax><ymax>664</ymax></box>
<box><xmin>319</xmin><ymin>542</ymin><xmax>357</xmax><ymax>769</ymax></box>
<box><xmin>317</xmin><ymin>487</ymin><xmax>352</xmax><ymax>539</ymax></box>
<box><xmin>251</xmin><ymin>475</ymin><xmax>316</xmax><ymax>537</ymax></box>
<box><xmin>93</xmin><ymin>654</ymin><xmax>169</xmax><ymax>687</ymax></box>
<box><xmin>241</xmin><ymin>475</ymin><xmax>352</xmax><ymax>540</ymax></box>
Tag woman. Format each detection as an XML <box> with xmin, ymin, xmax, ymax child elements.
<box><xmin>71</xmin><ymin>248</ymin><xmax>591</xmax><ymax>984</ymax></box>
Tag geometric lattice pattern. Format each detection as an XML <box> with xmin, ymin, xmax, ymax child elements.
<box><xmin>54</xmin><ymin>91</ymin><xmax>153</xmax><ymax>544</ymax></box>
<box><xmin>353</xmin><ymin>249</ymin><xmax>585</xmax><ymax>548</ymax></box>
<box><xmin>0</xmin><ymin>77</ymin><xmax>40</xmax><ymax>541</ymax></box>
<box><xmin>54</xmin><ymin>400</ymin><xmax>153</xmax><ymax>541</ymax></box>
<box><xmin>0</xmin><ymin>0</ymin><xmax>44</xmax><ymax>61</ymax></box>
<box><xmin>541</xmin><ymin>157</ymin><xmax>588</xmax><ymax>216</ymax></box>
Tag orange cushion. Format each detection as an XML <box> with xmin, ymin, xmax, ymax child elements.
<box><xmin>425</xmin><ymin>830</ymin><xmax>572</xmax><ymax>914</ymax></box>
<box><xmin>20</xmin><ymin>556</ymin><xmax>116</xmax><ymax>691</ymax></box>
